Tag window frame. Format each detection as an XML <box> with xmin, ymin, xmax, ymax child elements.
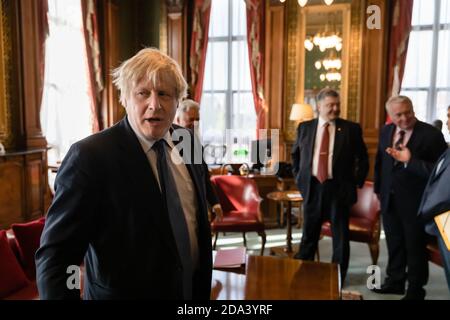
<box><xmin>202</xmin><ymin>0</ymin><xmax>253</xmax><ymax>131</ymax></box>
<box><xmin>401</xmin><ymin>0</ymin><xmax>450</xmax><ymax>122</ymax></box>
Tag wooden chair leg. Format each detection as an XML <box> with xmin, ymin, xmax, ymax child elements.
<box><xmin>258</xmin><ymin>231</ymin><xmax>266</xmax><ymax>256</ymax></box>
<box><xmin>315</xmin><ymin>246</ymin><xmax>320</xmax><ymax>262</ymax></box>
<box><xmin>242</xmin><ymin>232</ymin><xmax>247</xmax><ymax>247</ymax></box>
<box><xmin>213</xmin><ymin>232</ymin><xmax>219</xmax><ymax>250</ymax></box>
<box><xmin>369</xmin><ymin>242</ymin><xmax>379</xmax><ymax>265</ymax></box>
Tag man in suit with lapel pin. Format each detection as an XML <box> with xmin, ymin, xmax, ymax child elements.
<box><xmin>374</xmin><ymin>96</ymin><xmax>447</xmax><ymax>300</ymax></box>
<box><xmin>418</xmin><ymin>105</ymin><xmax>450</xmax><ymax>292</ymax></box>
<box><xmin>36</xmin><ymin>48</ymin><xmax>212</xmax><ymax>300</ymax></box>
<box><xmin>291</xmin><ymin>88</ymin><xmax>369</xmax><ymax>282</ymax></box>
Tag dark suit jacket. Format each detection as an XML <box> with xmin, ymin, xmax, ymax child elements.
<box><xmin>36</xmin><ymin>117</ymin><xmax>212</xmax><ymax>300</ymax></box>
<box><xmin>291</xmin><ymin>118</ymin><xmax>369</xmax><ymax>205</ymax></box>
<box><xmin>374</xmin><ymin>121</ymin><xmax>447</xmax><ymax>215</ymax></box>
<box><xmin>204</xmin><ymin>164</ymin><xmax>219</xmax><ymax>207</ymax></box>
<box><xmin>418</xmin><ymin>148</ymin><xmax>450</xmax><ymax>224</ymax></box>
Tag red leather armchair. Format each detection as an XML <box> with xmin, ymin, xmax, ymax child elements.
<box><xmin>426</xmin><ymin>235</ymin><xmax>443</xmax><ymax>267</ymax></box>
<box><xmin>321</xmin><ymin>181</ymin><xmax>381</xmax><ymax>265</ymax></box>
<box><xmin>210</xmin><ymin>175</ymin><xmax>266</xmax><ymax>255</ymax></box>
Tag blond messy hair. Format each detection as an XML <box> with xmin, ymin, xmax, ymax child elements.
<box><xmin>112</xmin><ymin>48</ymin><xmax>188</xmax><ymax>106</ymax></box>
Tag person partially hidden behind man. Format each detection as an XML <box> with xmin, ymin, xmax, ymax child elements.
<box><xmin>374</xmin><ymin>96</ymin><xmax>447</xmax><ymax>300</ymax></box>
<box><xmin>36</xmin><ymin>48</ymin><xmax>212</xmax><ymax>299</ymax></box>
<box><xmin>291</xmin><ymin>88</ymin><xmax>369</xmax><ymax>282</ymax></box>
<box><xmin>418</xmin><ymin>104</ymin><xmax>450</xmax><ymax>293</ymax></box>
<box><xmin>174</xmin><ymin>99</ymin><xmax>223</xmax><ymax>222</ymax></box>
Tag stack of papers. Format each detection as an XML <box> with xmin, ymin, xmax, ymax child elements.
<box><xmin>213</xmin><ymin>247</ymin><xmax>246</xmax><ymax>268</ymax></box>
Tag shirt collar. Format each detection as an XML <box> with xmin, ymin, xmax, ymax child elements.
<box><xmin>318</xmin><ymin>116</ymin><xmax>335</xmax><ymax>127</ymax></box>
<box><xmin>394</xmin><ymin>125</ymin><xmax>413</xmax><ymax>135</ymax></box>
<box><xmin>127</xmin><ymin>116</ymin><xmax>174</xmax><ymax>153</ymax></box>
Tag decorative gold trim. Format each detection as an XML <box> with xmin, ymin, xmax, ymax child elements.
<box><xmin>284</xmin><ymin>0</ymin><xmax>299</xmax><ymax>142</ymax></box>
<box><xmin>0</xmin><ymin>0</ymin><xmax>13</xmax><ymax>148</ymax></box>
<box><xmin>284</xmin><ymin>0</ymin><xmax>363</xmax><ymax>141</ymax></box>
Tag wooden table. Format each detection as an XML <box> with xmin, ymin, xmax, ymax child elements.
<box><xmin>212</xmin><ymin>255</ymin><xmax>340</xmax><ymax>300</ymax></box>
<box><xmin>266</xmin><ymin>191</ymin><xmax>303</xmax><ymax>257</ymax></box>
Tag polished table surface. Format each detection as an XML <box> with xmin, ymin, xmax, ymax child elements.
<box><xmin>212</xmin><ymin>255</ymin><xmax>340</xmax><ymax>300</ymax></box>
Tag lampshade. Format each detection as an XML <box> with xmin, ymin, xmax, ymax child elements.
<box><xmin>289</xmin><ymin>103</ymin><xmax>314</xmax><ymax>122</ymax></box>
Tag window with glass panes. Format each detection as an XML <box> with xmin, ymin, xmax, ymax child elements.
<box><xmin>41</xmin><ymin>0</ymin><xmax>94</xmax><ymax>165</ymax></box>
<box><xmin>200</xmin><ymin>0</ymin><xmax>256</xmax><ymax>162</ymax></box>
<box><xmin>401</xmin><ymin>0</ymin><xmax>450</xmax><ymax>141</ymax></box>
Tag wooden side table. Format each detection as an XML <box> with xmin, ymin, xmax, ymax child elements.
<box><xmin>267</xmin><ymin>191</ymin><xmax>303</xmax><ymax>257</ymax></box>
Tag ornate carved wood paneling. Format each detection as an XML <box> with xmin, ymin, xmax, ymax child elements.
<box><xmin>166</xmin><ymin>0</ymin><xmax>186</xmax><ymax>76</ymax></box>
<box><xmin>0</xmin><ymin>0</ymin><xmax>15</xmax><ymax>149</ymax></box>
<box><xmin>159</xmin><ymin>0</ymin><xmax>168</xmax><ymax>54</ymax></box>
<box><xmin>265</xmin><ymin>1</ymin><xmax>286</xmax><ymax>160</ymax></box>
<box><xmin>25</xmin><ymin>155</ymin><xmax>43</xmax><ymax>219</ymax></box>
<box><xmin>0</xmin><ymin>156</ymin><xmax>24</xmax><ymax>229</ymax></box>
<box><xmin>101</xmin><ymin>0</ymin><xmax>123</xmax><ymax>128</ymax></box>
<box><xmin>0</xmin><ymin>149</ymin><xmax>47</xmax><ymax>229</ymax></box>
<box><xmin>17</xmin><ymin>0</ymin><xmax>47</xmax><ymax>149</ymax></box>
<box><xmin>284</xmin><ymin>0</ymin><xmax>300</xmax><ymax>145</ymax></box>
<box><xmin>359</xmin><ymin>0</ymin><xmax>389</xmax><ymax>180</ymax></box>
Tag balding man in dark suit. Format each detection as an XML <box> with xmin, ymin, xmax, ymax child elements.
<box><xmin>374</xmin><ymin>96</ymin><xmax>447</xmax><ymax>300</ymax></box>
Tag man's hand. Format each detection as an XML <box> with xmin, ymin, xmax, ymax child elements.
<box><xmin>386</xmin><ymin>144</ymin><xmax>411</xmax><ymax>163</ymax></box>
<box><xmin>212</xmin><ymin>204</ymin><xmax>223</xmax><ymax>222</ymax></box>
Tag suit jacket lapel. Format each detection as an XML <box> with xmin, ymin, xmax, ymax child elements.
<box><xmin>386</xmin><ymin>124</ymin><xmax>396</xmax><ymax>167</ymax></box>
<box><xmin>332</xmin><ymin>118</ymin><xmax>345</xmax><ymax>167</ymax></box>
<box><xmin>307</xmin><ymin>119</ymin><xmax>318</xmax><ymax>166</ymax></box>
<box><xmin>116</xmin><ymin>118</ymin><xmax>180</xmax><ymax>259</ymax></box>
<box><xmin>406</xmin><ymin>121</ymin><xmax>421</xmax><ymax>152</ymax></box>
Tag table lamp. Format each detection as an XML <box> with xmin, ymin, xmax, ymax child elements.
<box><xmin>289</xmin><ymin>103</ymin><xmax>314</xmax><ymax>126</ymax></box>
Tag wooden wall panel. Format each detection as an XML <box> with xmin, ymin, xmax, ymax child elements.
<box><xmin>101</xmin><ymin>0</ymin><xmax>123</xmax><ymax>128</ymax></box>
<box><xmin>0</xmin><ymin>157</ymin><xmax>24</xmax><ymax>229</ymax></box>
<box><xmin>0</xmin><ymin>150</ymin><xmax>47</xmax><ymax>229</ymax></box>
<box><xmin>17</xmin><ymin>0</ymin><xmax>47</xmax><ymax>149</ymax></box>
<box><xmin>25</xmin><ymin>155</ymin><xmax>43</xmax><ymax>219</ymax></box>
<box><xmin>167</xmin><ymin>12</ymin><xmax>184</xmax><ymax>71</ymax></box>
<box><xmin>0</xmin><ymin>0</ymin><xmax>7</xmax><ymax>144</ymax></box>
<box><xmin>265</xmin><ymin>1</ymin><xmax>286</xmax><ymax>160</ymax></box>
<box><xmin>359</xmin><ymin>0</ymin><xmax>390</xmax><ymax>180</ymax></box>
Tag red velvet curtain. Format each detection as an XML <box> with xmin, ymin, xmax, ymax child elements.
<box><xmin>386</xmin><ymin>0</ymin><xmax>414</xmax><ymax>122</ymax></box>
<box><xmin>190</xmin><ymin>0</ymin><xmax>212</xmax><ymax>103</ymax></box>
<box><xmin>81</xmin><ymin>0</ymin><xmax>104</xmax><ymax>132</ymax></box>
<box><xmin>245</xmin><ymin>0</ymin><xmax>266</xmax><ymax>134</ymax></box>
<box><xmin>37</xmin><ymin>0</ymin><xmax>49</xmax><ymax>115</ymax></box>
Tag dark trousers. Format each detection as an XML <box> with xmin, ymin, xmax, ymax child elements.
<box><xmin>295</xmin><ymin>177</ymin><xmax>350</xmax><ymax>281</ymax></box>
<box><xmin>382</xmin><ymin>194</ymin><xmax>429</xmax><ymax>292</ymax></box>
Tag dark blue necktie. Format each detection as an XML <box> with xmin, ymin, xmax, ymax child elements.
<box><xmin>153</xmin><ymin>139</ymin><xmax>193</xmax><ymax>299</ymax></box>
